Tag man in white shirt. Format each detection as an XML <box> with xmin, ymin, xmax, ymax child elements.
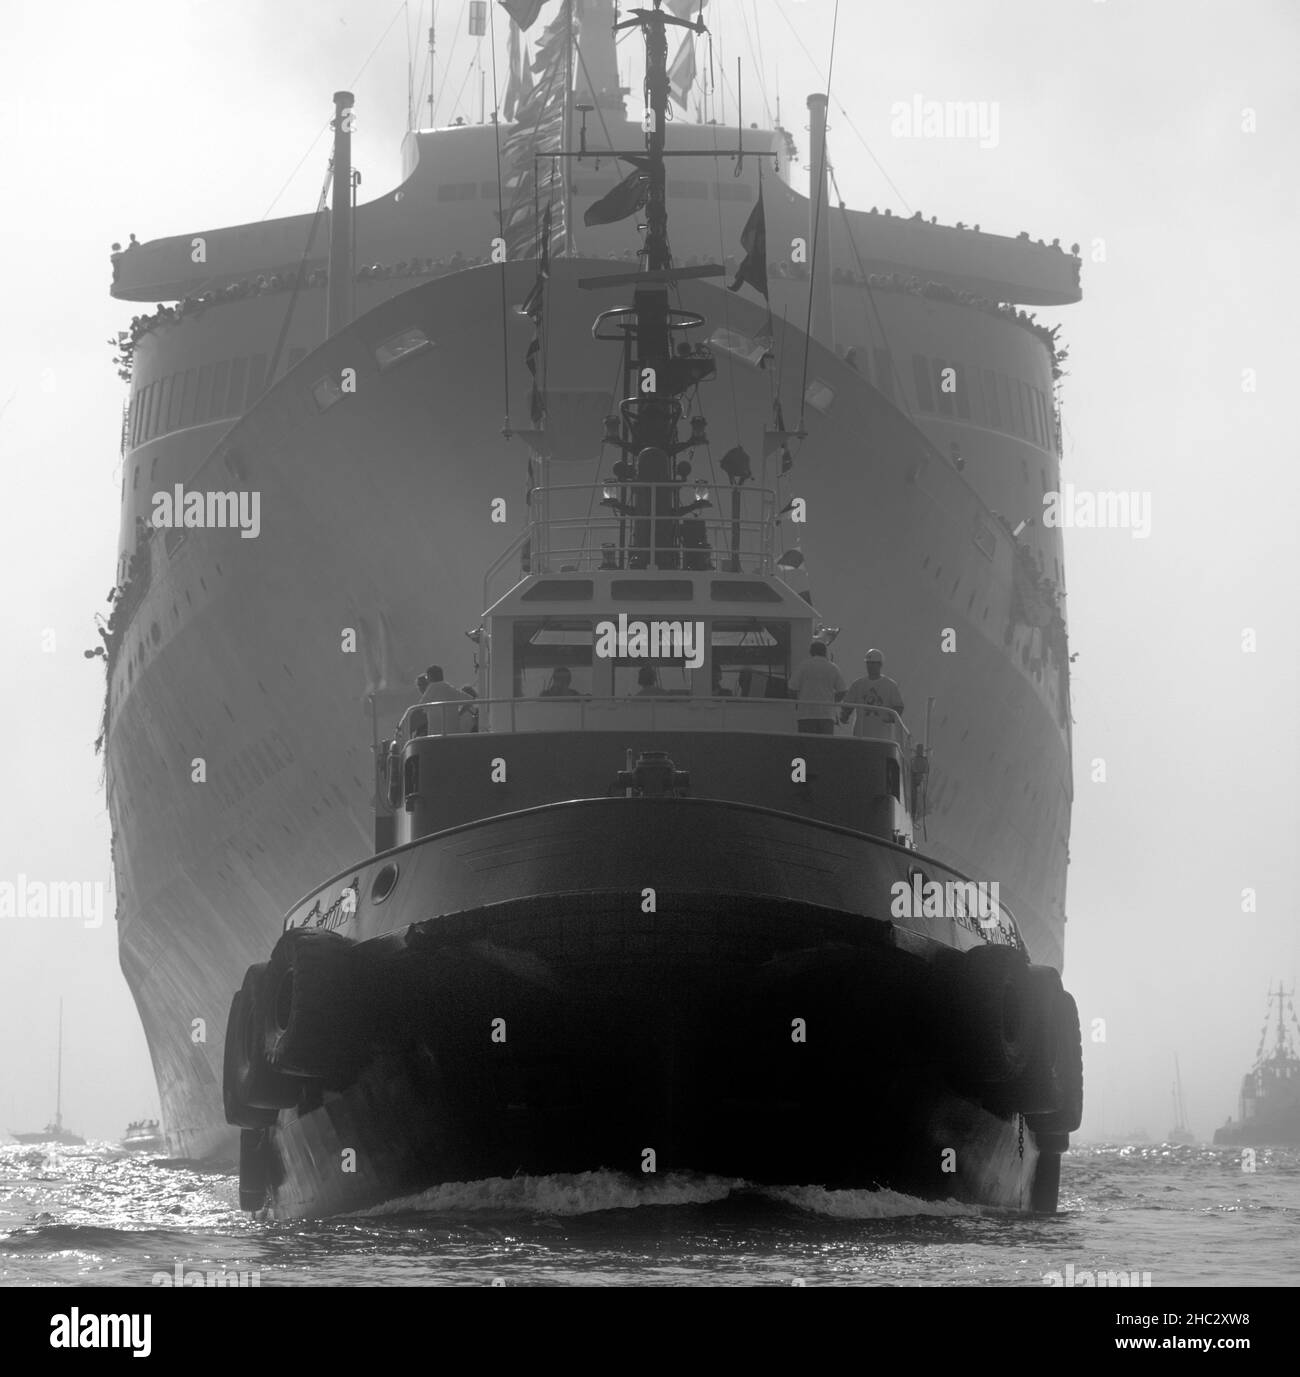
<box><xmin>418</xmin><ymin>663</ymin><xmax>471</xmax><ymax>733</ymax></box>
<box><xmin>787</xmin><ymin>641</ymin><xmax>846</xmax><ymax>734</ymax></box>
<box><xmin>840</xmin><ymin>648</ymin><xmax>905</xmax><ymax>735</ymax></box>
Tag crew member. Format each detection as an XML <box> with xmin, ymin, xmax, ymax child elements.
<box><xmin>419</xmin><ymin>663</ymin><xmax>470</xmax><ymax>733</ymax></box>
<box><xmin>634</xmin><ymin>666</ymin><xmax>669</xmax><ymax>696</ymax></box>
<box><xmin>840</xmin><ymin>648</ymin><xmax>905</xmax><ymax>734</ymax></box>
<box><xmin>788</xmin><ymin>641</ymin><xmax>845</xmax><ymax>734</ymax></box>
<box><xmin>540</xmin><ymin>667</ymin><xmax>580</xmax><ymax>697</ymax></box>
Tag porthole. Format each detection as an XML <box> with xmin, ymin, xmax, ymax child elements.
<box><xmin>370</xmin><ymin>863</ymin><xmax>400</xmax><ymax>905</ymax></box>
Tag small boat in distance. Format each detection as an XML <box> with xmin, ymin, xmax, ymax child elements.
<box><xmin>120</xmin><ymin>1119</ymin><xmax>164</xmax><ymax>1152</ymax></box>
<box><xmin>1167</xmin><ymin>1054</ymin><xmax>1194</xmax><ymax>1145</ymax></box>
<box><xmin>9</xmin><ymin>1000</ymin><xmax>85</xmax><ymax>1146</ymax></box>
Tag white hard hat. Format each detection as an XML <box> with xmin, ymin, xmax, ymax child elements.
<box><xmin>865</xmin><ymin>648</ymin><xmax>883</xmax><ymax>663</ymax></box>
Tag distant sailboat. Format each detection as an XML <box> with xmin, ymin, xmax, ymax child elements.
<box><xmin>1168</xmin><ymin>1054</ymin><xmax>1194</xmax><ymax>1144</ymax></box>
<box><xmin>9</xmin><ymin>1000</ymin><xmax>85</xmax><ymax>1146</ymax></box>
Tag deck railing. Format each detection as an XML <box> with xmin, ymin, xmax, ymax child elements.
<box><xmin>484</xmin><ymin>480</ymin><xmax>779</xmax><ymax>608</ymax></box>
<box><xmin>395</xmin><ymin>696</ymin><xmax>908</xmax><ymax>752</ymax></box>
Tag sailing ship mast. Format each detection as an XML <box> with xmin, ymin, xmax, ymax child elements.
<box><xmin>55</xmin><ymin>998</ymin><xmax>63</xmax><ymax>1133</ymax></box>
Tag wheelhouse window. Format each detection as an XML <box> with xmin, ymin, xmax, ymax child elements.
<box><xmin>710</xmin><ymin>618</ymin><xmax>791</xmax><ymax>698</ymax></box>
<box><xmin>513</xmin><ymin>618</ymin><xmax>595</xmax><ymax>697</ymax></box>
<box><xmin>912</xmin><ymin>355</ymin><xmax>934</xmax><ymax>413</ymax></box>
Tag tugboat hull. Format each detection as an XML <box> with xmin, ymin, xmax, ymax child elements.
<box><xmin>230</xmin><ymin>799</ymin><xmax>1069</xmax><ymax>1218</ymax></box>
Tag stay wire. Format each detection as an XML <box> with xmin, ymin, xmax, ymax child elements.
<box><xmin>797</xmin><ymin>0</ymin><xmax>838</xmax><ymax>433</ymax></box>
<box><xmin>490</xmin><ymin>8</ymin><xmax>511</xmax><ymax>434</ymax></box>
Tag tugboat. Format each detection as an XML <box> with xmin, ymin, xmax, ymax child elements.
<box><xmin>10</xmin><ymin>1000</ymin><xmax>85</xmax><ymax>1147</ymax></box>
<box><xmin>222</xmin><ymin>1</ymin><xmax>1082</xmax><ymax>1220</ymax></box>
<box><xmin>120</xmin><ymin>1119</ymin><xmax>165</xmax><ymax>1152</ymax></box>
<box><xmin>1214</xmin><ymin>985</ymin><xmax>1300</xmax><ymax>1147</ymax></box>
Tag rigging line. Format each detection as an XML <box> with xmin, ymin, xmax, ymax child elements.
<box><xmin>490</xmin><ymin>1</ymin><xmax>511</xmax><ymax>434</ymax></box>
<box><xmin>265</xmin><ymin>162</ymin><xmax>334</xmax><ymax>389</ymax></box>
<box><xmin>797</xmin><ymin>0</ymin><xmax>839</xmax><ymax>433</ymax></box>
<box><xmin>432</xmin><ymin>0</ymin><xmax>471</xmax><ymax>126</ymax></box>
<box><xmin>772</xmin><ymin>0</ymin><xmax>913</xmax><ymax>214</ymax></box>
<box><xmin>706</xmin><ymin>119</ymin><xmax>742</xmax><ymax>446</ymax></box>
<box><xmin>829</xmin><ymin>161</ymin><xmax>916</xmax><ymax>425</ymax></box>
<box><xmin>504</xmin><ymin>50</ymin><xmax>565</xmax><ymax>233</ymax></box>
<box><xmin>736</xmin><ymin>0</ymin><xmax>773</xmax><ymax>128</ymax></box>
<box><xmin>261</xmin><ymin>0</ymin><xmax>410</xmax><ymax>220</ymax></box>
<box><xmin>573</xmin><ymin>36</ymin><xmax>629</xmax><ymax>192</ymax></box>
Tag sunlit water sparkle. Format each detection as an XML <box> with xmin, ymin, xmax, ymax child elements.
<box><xmin>2</xmin><ymin>1143</ymin><xmax>1295</xmax><ymax>1286</ymax></box>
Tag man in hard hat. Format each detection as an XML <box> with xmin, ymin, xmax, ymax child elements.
<box><xmin>840</xmin><ymin>648</ymin><xmax>905</xmax><ymax>733</ymax></box>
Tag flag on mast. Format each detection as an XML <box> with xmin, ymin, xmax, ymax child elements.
<box><xmin>667</xmin><ymin>34</ymin><xmax>696</xmax><ymax>109</ymax></box>
<box><xmin>583</xmin><ymin>164</ymin><xmax>650</xmax><ymax>226</ymax></box>
<box><xmin>500</xmin><ymin>0</ymin><xmax>546</xmax><ymax>30</ymax></box>
<box><xmin>728</xmin><ymin>178</ymin><xmax>768</xmax><ymax>298</ymax></box>
<box><xmin>503</xmin><ymin>19</ymin><xmax>522</xmax><ymax>121</ymax></box>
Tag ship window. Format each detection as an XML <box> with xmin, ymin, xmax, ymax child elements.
<box><xmin>872</xmin><ymin>348</ymin><xmax>895</xmax><ymax>402</ymax></box>
<box><xmin>953</xmin><ymin>362</ymin><xmax>971</xmax><ymax>419</ymax></box>
<box><xmin>710</xmin><ymin>580</ymin><xmax>782</xmax><ymax>602</ymax></box>
<box><xmin>376</xmin><ymin>327</ymin><xmax>433</xmax><ymax>371</ymax></box>
<box><xmin>709</xmin><ymin>618</ymin><xmax>791</xmax><ymax>698</ymax></box>
<box><xmin>912</xmin><ymin>355</ymin><xmax>934</xmax><ymax>413</ymax></box>
<box><xmin>195</xmin><ymin>364</ymin><xmax>213</xmax><ymax>422</ymax></box>
<box><xmin>886</xmin><ymin>757</ymin><xmax>901</xmax><ymax>801</ymax></box>
<box><xmin>997</xmin><ymin>374</ymin><xmax>1013</xmax><ymax>435</ymax></box>
<box><xmin>402</xmin><ymin>755</ymin><xmax>420</xmax><ymax>807</ymax></box>
<box><xmin>211</xmin><ymin>360</ymin><xmax>230</xmax><ymax>419</ymax></box>
<box><xmin>147</xmin><ymin>378</ymin><xmax>164</xmax><ymax>439</ymax></box>
<box><xmin>520</xmin><ymin>580</ymin><xmax>594</xmax><ymax>601</ymax></box>
<box><xmin>179</xmin><ymin>368</ymin><xmax>197</xmax><ymax>427</ymax></box>
<box><xmin>247</xmin><ymin>353</ymin><xmax>267</xmax><ymax>404</ymax></box>
<box><xmin>715</xmin><ymin>182</ymin><xmax>753</xmax><ymax>201</ymax></box>
<box><xmin>1014</xmin><ymin>379</ymin><xmax>1028</xmax><ymax>438</ymax></box>
<box><xmin>227</xmin><ymin>357</ymin><xmax>248</xmax><ymax>417</ymax></box>
<box><xmin>934</xmin><ymin>360</ymin><xmax>954</xmax><ymax>417</ymax></box>
<box><xmin>437</xmin><ymin>181</ymin><xmax>477</xmax><ymax>201</ymax></box>
<box><xmin>804</xmin><ymin>379</ymin><xmax>834</xmax><ymax>414</ymax></box>
<box><xmin>132</xmin><ymin>464</ymin><xmax>139</xmax><ymax>490</ymax></box>
<box><xmin>311</xmin><ymin>375</ymin><xmax>345</xmax><ymax>412</ymax></box>
<box><xmin>668</xmin><ymin>180</ymin><xmax>709</xmax><ymax>199</ymax></box>
<box><xmin>513</xmin><ymin>618</ymin><xmax>595</xmax><ymax>697</ymax></box>
<box><xmin>981</xmin><ymin>368</ymin><xmax>1001</xmax><ymax>429</ymax></box>
<box><xmin>480</xmin><ymin>182</ymin><xmax>499</xmax><ymax>198</ymax></box>
<box><xmin>166</xmin><ymin>371</ymin><xmax>184</xmax><ymax>431</ymax></box>
<box><xmin>611</xmin><ymin>579</ymin><xmax>693</xmax><ymax>600</ymax></box>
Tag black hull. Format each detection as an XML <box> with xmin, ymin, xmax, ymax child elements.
<box><xmin>234</xmin><ymin>801</ymin><xmax>1063</xmax><ymax>1219</ymax></box>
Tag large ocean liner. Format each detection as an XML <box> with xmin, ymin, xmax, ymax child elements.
<box><xmin>103</xmin><ymin>0</ymin><xmax>1081</xmax><ymax>1213</ymax></box>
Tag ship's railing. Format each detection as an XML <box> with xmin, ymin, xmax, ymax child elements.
<box><xmin>484</xmin><ymin>480</ymin><xmax>778</xmax><ymax>609</ymax></box>
<box><xmin>395</xmin><ymin>697</ymin><xmax>909</xmax><ymax>751</ymax></box>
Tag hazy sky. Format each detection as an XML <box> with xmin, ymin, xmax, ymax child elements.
<box><xmin>0</xmin><ymin>0</ymin><xmax>1296</xmax><ymax>1145</ymax></box>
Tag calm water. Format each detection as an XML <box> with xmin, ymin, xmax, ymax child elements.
<box><xmin>1</xmin><ymin>1142</ymin><xmax>1295</xmax><ymax>1287</ymax></box>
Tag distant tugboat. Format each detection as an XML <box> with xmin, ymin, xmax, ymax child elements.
<box><xmin>1167</xmin><ymin>1055</ymin><xmax>1194</xmax><ymax>1145</ymax></box>
<box><xmin>10</xmin><ymin>1001</ymin><xmax>85</xmax><ymax>1147</ymax></box>
<box><xmin>120</xmin><ymin>1119</ymin><xmax>164</xmax><ymax>1152</ymax></box>
<box><xmin>1214</xmin><ymin>985</ymin><xmax>1300</xmax><ymax>1147</ymax></box>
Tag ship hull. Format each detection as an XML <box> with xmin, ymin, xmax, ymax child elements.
<box><xmin>105</xmin><ymin>261</ymin><xmax>1072</xmax><ymax>1161</ymax></box>
<box><xmin>237</xmin><ymin>799</ymin><xmax>1051</xmax><ymax>1219</ymax></box>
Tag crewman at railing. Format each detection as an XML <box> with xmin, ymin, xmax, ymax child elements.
<box><xmin>634</xmin><ymin>666</ymin><xmax>670</xmax><ymax>696</ymax></box>
<box><xmin>840</xmin><ymin>648</ymin><xmax>905</xmax><ymax>733</ymax></box>
<box><xmin>788</xmin><ymin>641</ymin><xmax>846</xmax><ymax>735</ymax></box>
<box><xmin>413</xmin><ymin>663</ymin><xmax>471</xmax><ymax>734</ymax></box>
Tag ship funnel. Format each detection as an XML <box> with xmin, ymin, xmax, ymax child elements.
<box><xmin>806</xmin><ymin>93</ymin><xmax>835</xmax><ymax>352</ymax></box>
<box><xmin>327</xmin><ymin>90</ymin><xmax>355</xmax><ymax>338</ymax></box>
